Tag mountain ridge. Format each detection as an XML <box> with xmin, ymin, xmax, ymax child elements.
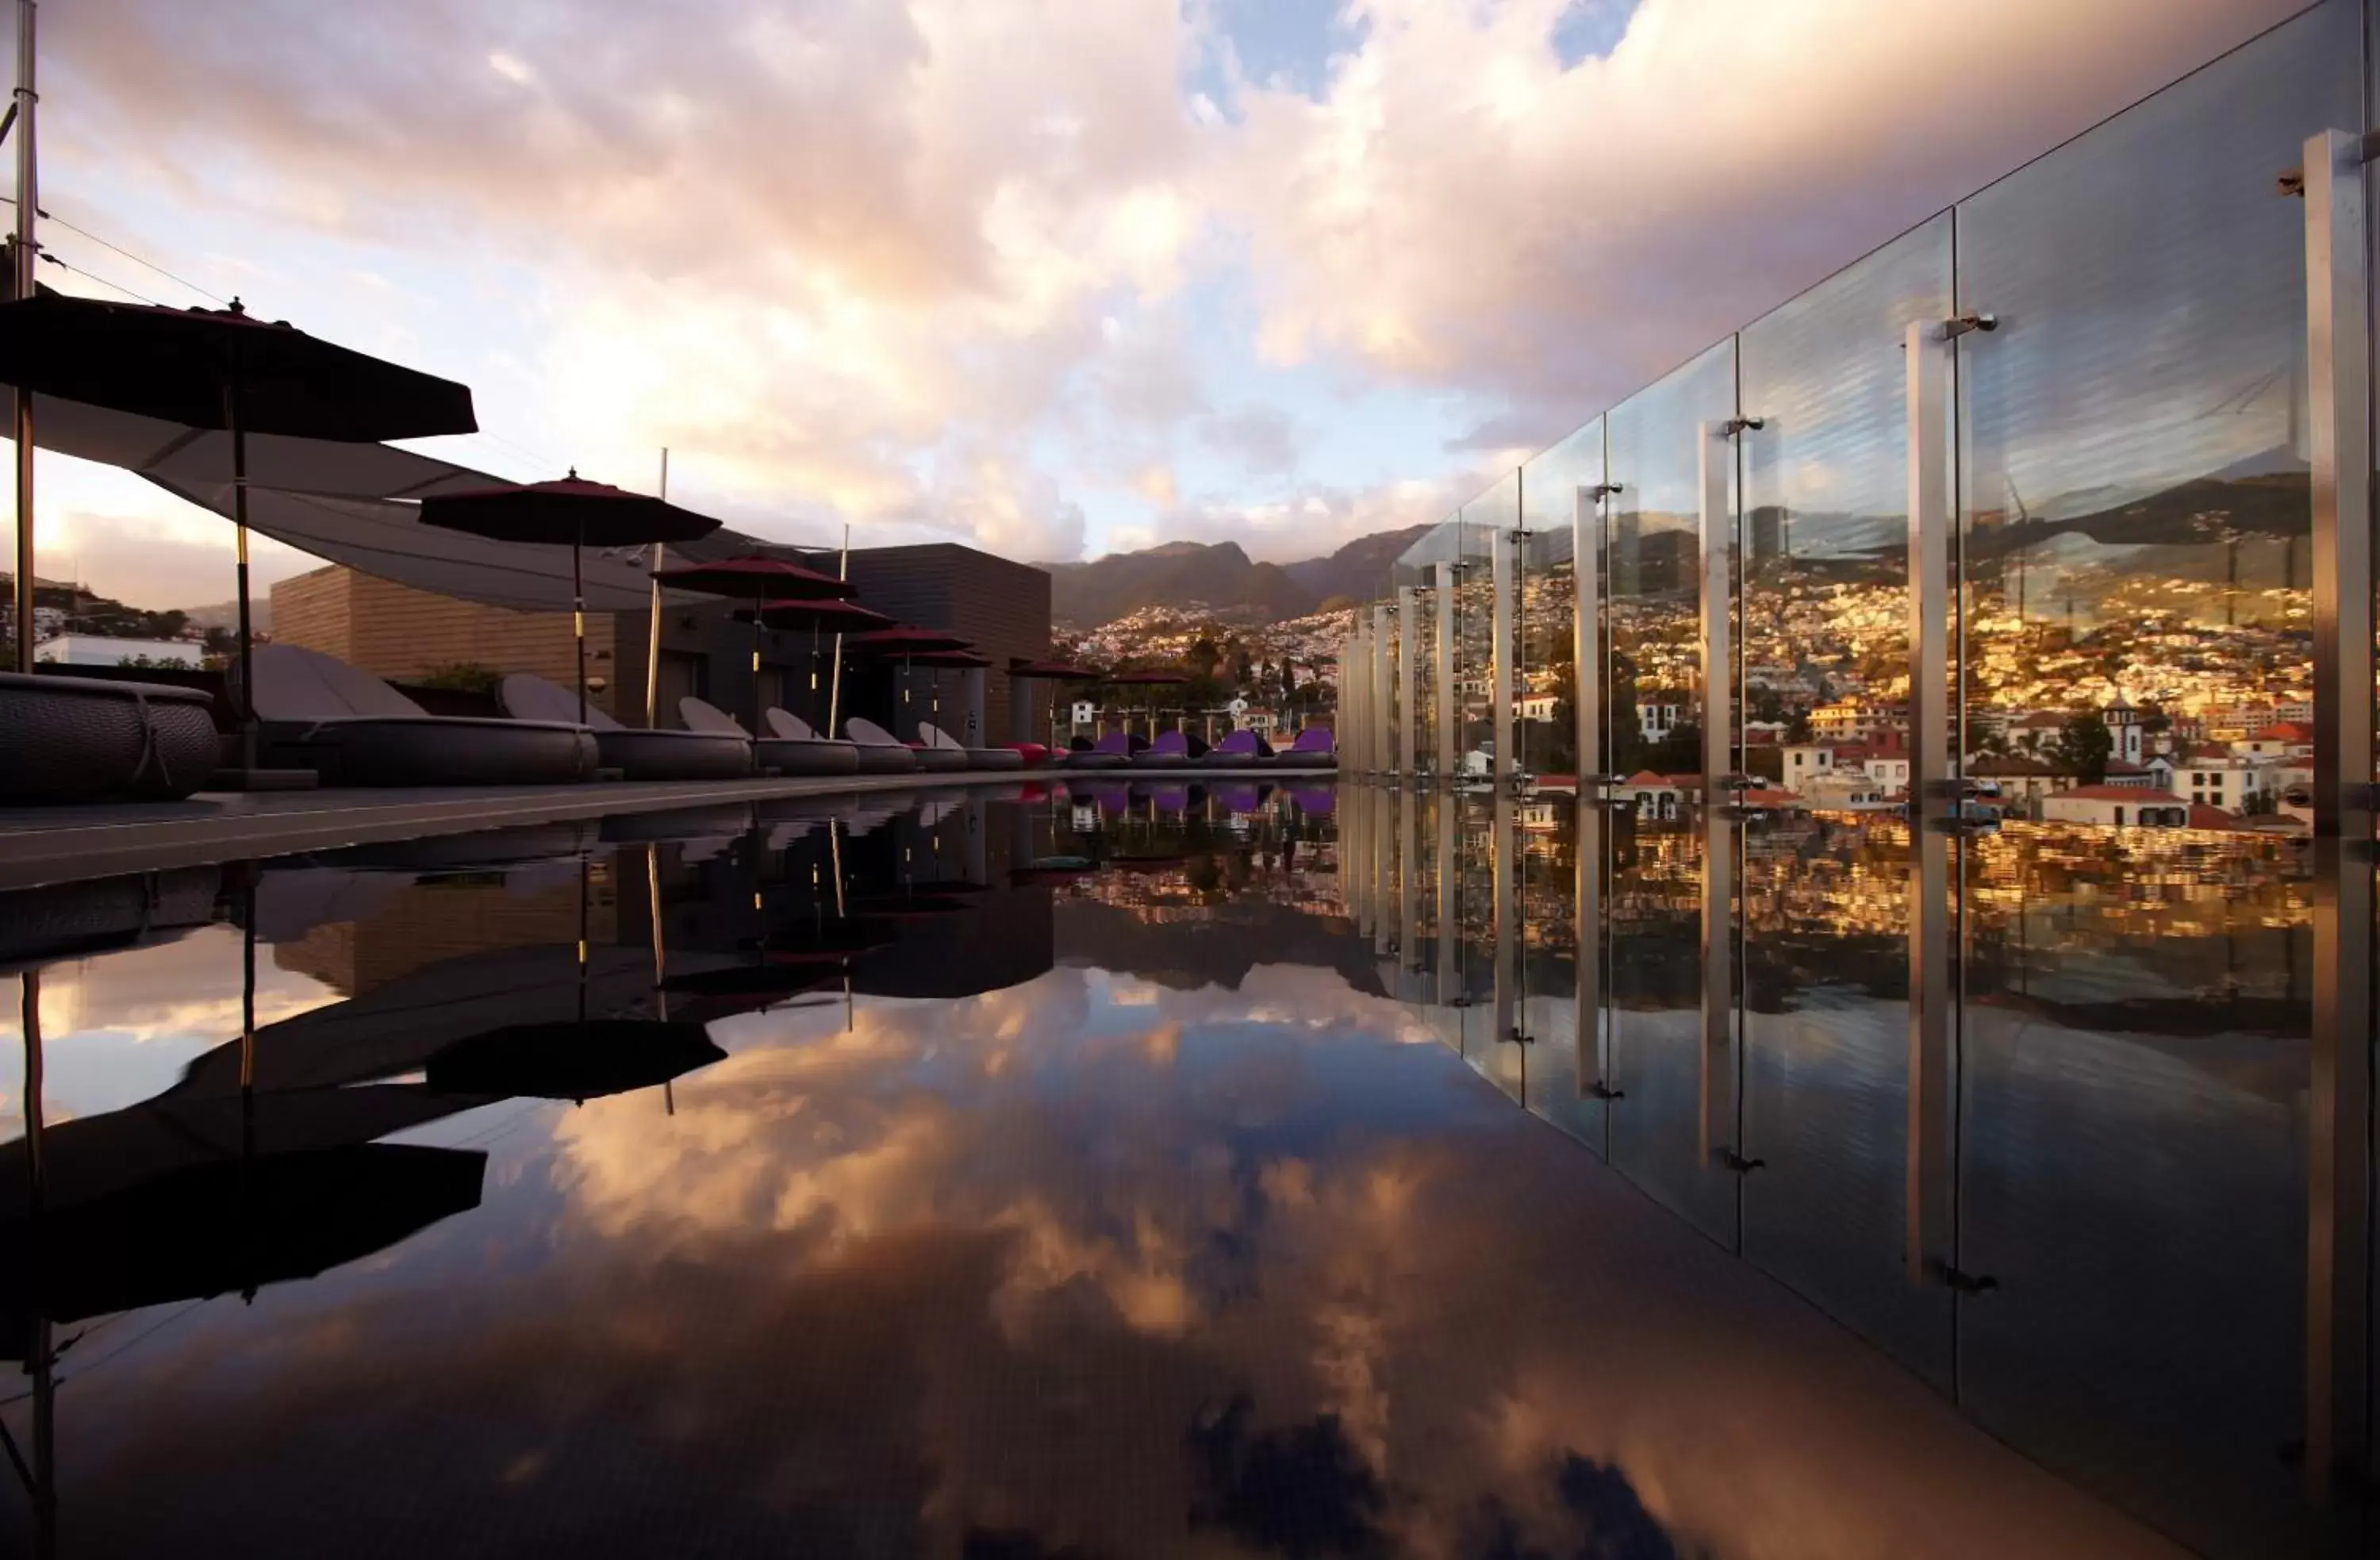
<box><xmin>1047</xmin><ymin>524</ymin><xmax>1430</xmax><ymax>628</ymax></box>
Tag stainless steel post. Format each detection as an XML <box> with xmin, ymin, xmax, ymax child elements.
<box><xmin>1491</xmin><ymin>525</ymin><xmax>1514</xmax><ymax>786</ymax></box>
<box><xmin>1905</xmin><ymin>317</ymin><xmax>1956</xmax><ymax>1288</ymax></box>
<box><xmin>1434</xmin><ymin>561</ymin><xmax>1457</xmax><ymax>780</ymax></box>
<box><xmin>2301</xmin><ymin>125</ymin><xmax>2374</xmax><ymax>1497</ymax></box>
<box><xmin>1371</xmin><ymin>603</ymin><xmax>1393</xmax><ymax>776</ymax></box>
<box><xmin>1697</xmin><ymin>421</ymin><xmax>1736</xmax><ymax>1166</ymax></box>
<box><xmin>1397</xmin><ymin>584</ymin><xmax>1418</xmax><ymax>779</ymax></box>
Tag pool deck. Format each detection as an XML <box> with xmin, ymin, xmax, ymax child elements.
<box><xmin>0</xmin><ymin>767</ymin><xmax>1304</xmax><ymax>890</ymax></box>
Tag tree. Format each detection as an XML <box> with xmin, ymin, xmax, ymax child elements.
<box><xmin>2053</xmin><ymin>713</ymin><xmax>2113</xmax><ymax>784</ymax></box>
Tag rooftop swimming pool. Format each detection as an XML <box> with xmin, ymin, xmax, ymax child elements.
<box><xmin>0</xmin><ymin>782</ymin><xmax>2357</xmax><ymax>1558</ymax></box>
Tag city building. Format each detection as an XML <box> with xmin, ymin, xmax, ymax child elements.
<box><xmin>2040</xmin><ymin>787</ymin><xmax>2198</xmax><ymax>829</ymax></box>
<box><xmin>32</xmin><ymin>633</ymin><xmax>206</xmax><ymax>667</ymax></box>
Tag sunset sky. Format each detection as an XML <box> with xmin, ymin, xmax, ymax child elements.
<box><xmin>19</xmin><ymin>0</ymin><xmax>2302</xmax><ymax>607</ymax></box>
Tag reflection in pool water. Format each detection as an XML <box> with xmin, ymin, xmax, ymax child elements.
<box><xmin>0</xmin><ymin>784</ymin><xmax>2356</xmax><ymax>1556</ymax></box>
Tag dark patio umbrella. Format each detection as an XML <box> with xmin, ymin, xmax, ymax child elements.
<box><xmin>1008</xmin><ymin>656</ymin><xmax>1104</xmax><ymax>750</ymax></box>
<box><xmin>0</xmin><ymin>291</ymin><xmax>478</xmax><ymax>755</ymax></box>
<box><xmin>652</xmin><ymin>555</ymin><xmax>853</xmax><ymax>731</ymax></box>
<box><xmin>418</xmin><ymin>473</ymin><xmax>723</xmax><ymax>724</ymax></box>
<box><xmin>1108</xmin><ymin>667</ymin><xmax>1192</xmax><ymax>741</ymax></box>
<box><xmin>737</xmin><ymin>597</ymin><xmax>892</xmax><ymax>729</ymax></box>
<box><xmin>0</xmin><ymin>1143</ymin><xmax>486</xmax><ymax>1325</ymax></box>
<box><xmin>423</xmin><ymin>1018</ymin><xmax>725</xmax><ymax>1103</ymax></box>
<box><xmin>846</xmin><ymin>625</ymin><xmax>975</xmax><ymax>739</ymax></box>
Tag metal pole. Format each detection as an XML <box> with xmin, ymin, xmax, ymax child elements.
<box><xmin>1435</xmin><ymin>562</ymin><xmax>1457</xmax><ymax>781</ymax></box>
<box><xmin>227</xmin><ymin>386</ymin><xmax>256</xmax><ymax>769</ymax></box>
<box><xmin>10</xmin><ymin>0</ymin><xmax>33</xmax><ymax>682</ymax></box>
<box><xmin>1397</xmin><ymin>584</ymin><xmax>1418</xmax><ymax>779</ymax></box>
<box><xmin>1905</xmin><ymin>317</ymin><xmax>1956</xmax><ymax>1288</ymax></box>
<box><xmin>827</xmin><ymin>523</ymin><xmax>849</xmax><ymax>736</ymax></box>
<box><xmin>1696</xmin><ymin>420</ymin><xmax>1735</xmax><ymax>1168</ymax></box>
<box><xmin>571</xmin><ymin>530</ymin><xmax>587</xmax><ymax>726</ymax></box>
<box><xmin>1491</xmin><ymin>526</ymin><xmax>1514</xmax><ymax>786</ymax></box>
<box><xmin>645</xmin><ymin>447</ymin><xmax>667</xmax><ymax>728</ymax></box>
<box><xmin>1371</xmin><ymin>603</ymin><xmax>1392</xmax><ymax>778</ymax></box>
<box><xmin>2300</xmin><ymin>125</ymin><xmax>2374</xmax><ymax>1497</ymax></box>
<box><xmin>1574</xmin><ymin>484</ymin><xmax>1603</xmax><ymax>793</ymax></box>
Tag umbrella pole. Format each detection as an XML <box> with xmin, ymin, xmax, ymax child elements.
<box><xmin>645</xmin><ymin>448</ymin><xmax>667</xmax><ymax>728</ymax></box>
<box><xmin>10</xmin><ymin>0</ymin><xmax>34</xmax><ymax>684</ymax></box>
<box><xmin>226</xmin><ymin>388</ymin><xmax>257</xmax><ymax>770</ymax></box>
<box><xmin>827</xmin><ymin>523</ymin><xmax>849</xmax><ymax>737</ymax></box>
<box><xmin>750</xmin><ymin>609</ymin><xmax>762</xmax><ymax>735</ymax></box>
<box><xmin>573</xmin><ymin>529</ymin><xmax>587</xmax><ymax>728</ymax></box>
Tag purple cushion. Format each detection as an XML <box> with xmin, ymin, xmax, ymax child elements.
<box><xmin>1213</xmin><ymin>729</ymin><xmax>1265</xmax><ymax>756</ymax></box>
<box><xmin>1147</xmin><ymin>730</ymin><xmax>1189</xmax><ymax>757</ymax></box>
<box><xmin>1288</xmin><ymin>728</ymin><xmax>1335</xmax><ymax>754</ymax></box>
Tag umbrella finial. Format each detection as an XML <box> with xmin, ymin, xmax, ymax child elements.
<box><xmin>567</xmin><ymin>466</ymin><xmax>578</xmax><ymax>479</ymax></box>
<box><xmin>227</xmin><ymin>295</ymin><xmax>246</xmax><ymax>316</ymax></box>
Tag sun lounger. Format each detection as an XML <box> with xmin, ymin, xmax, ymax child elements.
<box><xmin>848</xmin><ymin>715</ymin><xmax>962</xmax><ymax>772</ymax></box>
<box><xmin>1058</xmin><ymin>731</ymin><xmax>1138</xmax><ymax>770</ymax></box>
<box><xmin>804</xmin><ymin>712</ymin><xmax>916</xmax><ymax>773</ymax></box>
<box><xmin>501</xmin><ymin>674</ymin><xmax>749</xmax><ymax>780</ymax></box>
<box><xmin>0</xmin><ymin>670</ymin><xmax>221</xmax><ymax>805</ymax></box>
<box><xmin>759</xmin><ymin>708</ymin><xmax>873</xmax><ymax>774</ymax></box>
<box><xmin>1130</xmin><ymin>729</ymin><xmax>1207</xmax><ymax>769</ymax></box>
<box><xmin>1201</xmin><ymin>728</ymin><xmax>1274</xmax><ymax>767</ymax></box>
<box><xmin>244</xmin><ymin>645</ymin><xmax>595</xmax><ymax>787</ymax></box>
<box><xmin>917</xmin><ymin>720</ymin><xmax>1023</xmax><ymax>770</ymax></box>
<box><xmin>681</xmin><ymin>698</ymin><xmax>863</xmax><ymax>775</ymax></box>
<box><xmin>1273</xmin><ymin>727</ymin><xmax>1338</xmax><ymax>770</ymax></box>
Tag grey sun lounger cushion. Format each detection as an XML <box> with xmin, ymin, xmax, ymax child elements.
<box><xmin>846</xmin><ymin>716</ymin><xmax>961</xmax><ymax>772</ymax></box>
<box><xmin>1058</xmin><ymin>731</ymin><xmax>1138</xmax><ymax>769</ymax></box>
<box><xmin>918</xmin><ymin>721</ymin><xmax>1023</xmax><ymax>770</ymax></box>
<box><xmin>503</xmin><ymin>674</ymin><xmax>749</xmax><ymax>780</ymax></box>
<box><xmin>1130</xmin><ymin>729</ymin><xmax>1207</xmax><ymax>768</ymax></box>
<box><xmin>1202</xmin><ymin>728</ymin><xmax>1274</xmax><ymax>766</ymax></box>
<box><xmin>0</xmin><ymin>670</ymin><xmax>221</xmax><ymax>804</ymax></box>
<box><xmin>680</xmin><ymin>697</ymin><xmax>861</xmax><ymax>776</ymax></box>
<box><xmin>245</xmin><ymin>645</ymin><xmax>594</xmax><ymax>787</ymax></box>
<box><xmin>1272</xmin><ymin>727</ymin><xmax>1337</xmax><ymax>769</ymax></box>
<box><xmin>760</xmin><ymin>707</ymin><xmax>883</xmax><ymax>773</ymax></box>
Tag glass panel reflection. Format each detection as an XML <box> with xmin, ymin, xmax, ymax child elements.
<box><xmin>1952</xmin><ymin>5</ymin><xmax>2354</xmax><ymax>1552</ymax></box>
<box><xmin>1602</xmin><ymin>339</ymin><xmax>1736</xmax><ymax>1244</ymax></box>
<box><xmin>1735</xmin><ymin>213</ymin><xmax>1952</xmax><ymax>1383</ymax></box>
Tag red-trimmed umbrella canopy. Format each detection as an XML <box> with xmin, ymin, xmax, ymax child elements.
<box><xmin>1107</xmin><ymin>667</ymin><xmax>1191</xmax><ymax>740</ymax></box>
<box><xmin>651</xmin><ymin>555</ymin><xmax>851</xmax><ymax>601</ymax></box>
<box><xmin>737</xmin><ymin>597</ymin><xmax>892</xmax><ymax>632</ymax></box>
<box><xmin>730</xmin><ymin>597</ymin><xmax>894</xmax><ymax>725</ymax></box>
<box><xmin>0</xmin><ymin>290</ymin><xmax>479</xmax><ymax>734</ymax></box>
<box><xmin>651</xmin><ymin>555</ymin><xmax>854</xmax><ymax>728</ymax></box>
<box><xmin>1009</xmin><ymin>657</ymin><xmax>1104</xmax><ymax>682</ymax></box>
<box><xmin>846</xmin><ymin>627</ymin><xmax>977</xmax><ymax>729</ymax></box>
<box><xmin>845</xmin><ymin>626</ymin><xmax>973</xmax><ymax>655</ymax></box>
<box><xmin>420</xmin><ymin>472</ymin><xmax>723</xmax><ymax>722</ymax></box>
<box><xmin>906</xmin><ymin>648</ymin><xmax>992</xmax><ymax>670</ymax></box>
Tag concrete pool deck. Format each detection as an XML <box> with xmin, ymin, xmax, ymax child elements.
<box><xmin>0</xmin><ymin>767</ymin><xmax>1310</xmax><ymax>889</ymax></box>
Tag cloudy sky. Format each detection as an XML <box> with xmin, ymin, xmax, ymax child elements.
<box><xmin>17</xmin><ymin>0</ymin><xmax>2303</xmax><ymax>607</ymax></box>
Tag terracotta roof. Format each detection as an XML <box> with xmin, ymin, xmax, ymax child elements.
<box><xmin>2059</xmin><ymin>786</ymin><xmax>2187</xmax><ymax>803</ymax></box>
<box><xmin>2186</xmin><ymin>804</ymin><xmax>2248</xmax><ymax>830</ymax></box>
<box><xmin>2251</xmin><ymin>722</ymin><xmax>2313</xmax><ymax>741</ymax></box>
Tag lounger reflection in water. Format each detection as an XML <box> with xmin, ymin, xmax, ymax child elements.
<box><xmin>917</xmin><ymin>721</ymin><xmax>1024</xmax><ymax>770</ymax></box>
<box><xmin>681</xmin><ymin>698</ymin><xmax>862</xmax><ymax>775</ymax></box>
<box><xmin>244</xmin><ymin>644</ymin><xmax>596</xmax><ymax>786</ymax></box>
<box><xmin>424</xmin><ymin>1019</ymin><xmax>726</xmax><ymax>1103</ymax></box>
<box><xmin>501</xmin><ymin>673</ymin><xmax>750</xmax><ymax>780</ymax></box>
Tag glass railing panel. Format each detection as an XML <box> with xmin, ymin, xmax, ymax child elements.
<box><xmin>1601</xmin><ymin>338</ymin><xmax>1737</xmax><ymax>1245</ymax></box>
<box><xmin>1518</xmin><ymin>420</ymin><xmax>1599</xmax><ymax>781</ymax></box>
<box><xmin>1457</xmin><ymin>476</ymin><xmax>1517</xmax><ymax>775</ymax></box>
<box><xmin>1733</xmin><ymin>213</ymin><xmax>1952</xmax><ymax>1385</ymax></box>
<box><xmin>1952</xmin><ymin>4</ymin><xmax>2355</xmax><ymax>1552</ymax></box>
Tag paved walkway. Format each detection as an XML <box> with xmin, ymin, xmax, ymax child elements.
<box><xmin>0</xmin><ymin>767</ymin><xmax>1300</xmax><ymax>889</ymax></box>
